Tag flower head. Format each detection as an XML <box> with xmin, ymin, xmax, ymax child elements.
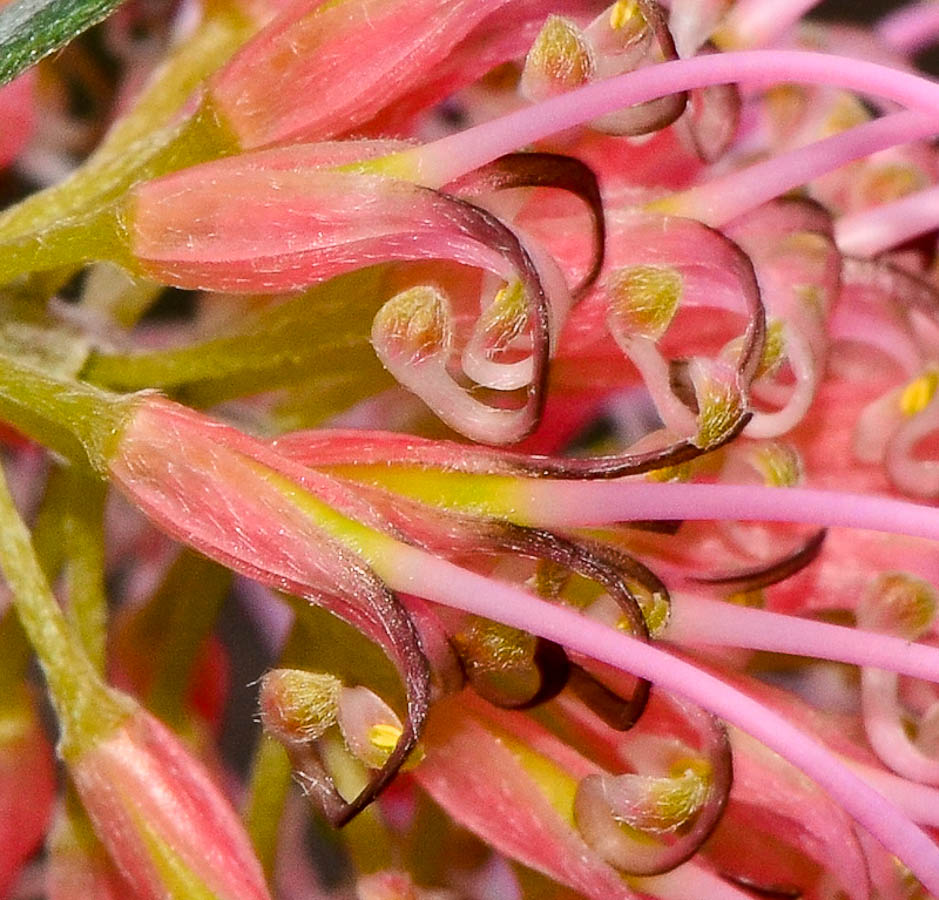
<box><xmin>9</xmin><ymin>0</ymin><xmax>939</xmax><ymax>897</ymax></box>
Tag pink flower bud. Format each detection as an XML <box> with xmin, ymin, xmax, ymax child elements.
<box><xmin>205</xmin><ymin>0</ymin><xmax>541</xmax><ymax>148</ymax></box>
<box><xmin>68</xmin><ymin>707</ymin><xmax>271</xmax><ymax>900</ymax></box>
<box><xmin>108</xmin><ymin>396</ymin><xmax>431</xmax><ymax>824</ymax></box>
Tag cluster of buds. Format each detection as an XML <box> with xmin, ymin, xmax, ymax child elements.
<box><xmin>7</xmin><ymin>0</ymin><xmax>939</xmax><ymax>898</ymax></box>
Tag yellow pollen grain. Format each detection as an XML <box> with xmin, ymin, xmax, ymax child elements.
<box><xmin>751</xmin><ymin>443</ymin><xmax>801</xmax><ymax>488</ymax></box>
<box><xmin>368</xmin><ymin>723</ymin><xmax>402</xmax><ymax>752</ymax></box>
<box><xmin>485</xmin><ymin>280</ymin><xmax>528</xmax><ymax>342</ymax></box>
<box><xmin>670</xmin><ymin>756</ymin><xmax>711</xmax><ymax>781</ymax></box>
<box><xmin>609</xmin><ymin>0</ymin><xmax>640</xmax><ymax>30</ymax></box>
<box><xmin>899</xmin><ymin>370</ymin><xmax>939</xmax><ymax>417</ymax></box>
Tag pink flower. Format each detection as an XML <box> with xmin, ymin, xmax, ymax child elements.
<box><xmin>68</xmin><ymin>707</ymin><xmax>271</xmax><ymax>900</ymax></box>
<box><xmin>11</xmin><ymin>0</ymin><xmax>939</xmax><ymax>897</ymax></box>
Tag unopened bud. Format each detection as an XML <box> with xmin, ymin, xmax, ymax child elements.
<box><xmin>521</xmin><ymin>16</ymin><xmax>594</xmax><ymax>102</ymax></box>
<box><xmin>259</xmin><ymin>669</ymin><xmax>343</xmax><ymax>746</ymax></box>
<box><xmin>69</xmin><ymin>708</ymin><xmax>271</xmax><ymax>900</ymax></box>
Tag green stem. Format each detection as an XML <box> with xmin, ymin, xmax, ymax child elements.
<box><xmin>62</xmin><ymin>466</ymin><xmax>109</xmax><ymax>674</ymax></box>
<box><xmin>0</xmin><ymin>352</ymin><xmax>139</xmax><ymax>472</ymax></box>
<box><xmin>0</xmin><ymin>609</ymin><xmax>32</xmax><ymax>696</ymax></box>
<box><xmin>79</xmin><ymin>263</ymin><xmax>166</xmax><ymax>329</ymax></box>
<box><xmin>242</xmin><ymin>735</ymin><xmax>294</xmax><ymax>879</ymax></box>
<box><xmin>0</xmin><ymin>460</ymin><xmax>132</xmax><ymax>757</ymax></box>
<box><xmin>30</xmin><ymin>463</ymin><xmax>73</xmax><ymax>582</ymax></box>
<box><xmin>145</xmin><ymin>551</ymin><xmax>231</xmax><ymax>730</ymax></box>
<box><xmin>0</xmin><ymin>97</ymin><xmax>234</xmax><ymax>288</ymax></box>
<box><xmin>0</xmin><ymin>4</ymin><xmax>246</xmax><ymax>243</ymax></box>
<box><xmin>81</xmin><ymin>269</ymin><xmax>388</xmax><ymax>403</ymax></box>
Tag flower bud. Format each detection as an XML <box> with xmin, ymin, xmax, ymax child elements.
<box><xmin>259</xmin><ymin>668</ymin><xmax>342</xmax><ymax>746</ymax></box>
<box><xmin>68</xmin><ymin>707</ymin><xmax>271</xmax><ymax>900</ymax></box>
<box><xmin>520</xmin><ymin>16</ymin><xmax>594</xmax><ymax>102</ymax></box>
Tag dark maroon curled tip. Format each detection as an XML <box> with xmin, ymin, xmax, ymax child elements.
<box><xmin>433</xmin><ymin>189</ymin><xmax>552</xmax><ymax>442</ymax></box>
<box><xmin>690</xmin><ymin>529</ymin><xmax>827</xmax><ymax>592</ymax></box>
<box><xmin>574</xmin><ymin>696</ymin><xmax>733</xmax><ymax>876</ymax></box>
<box><xmin>290</xmin><ymin>572</ymin><xmax>430</xmax><ymax>827</ymax></box>
<box><xmin>447</xmin><ymin>151</ymin><xmax>606</xmax><ymax>298</ymax></box>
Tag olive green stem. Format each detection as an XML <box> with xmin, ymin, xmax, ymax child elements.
<box><xmin>0</xmin><ymin>609</ymin><xmax>31</xmax><ymax>695</ymax></box>
<box><xmin>0</xmin><ymin>460</ymin><xmax>132</xmax><ymax>757</ymax></box>
<box><xmin>243</xmin><ymin>735</ymin><xmax>294</xmax><ymax>879</ymax></box>
<box><xmin>30</xmin><ymin>463</ymin><xmax>72</xmax><ymax>582</ymax></box>
<box><xmin>145</xmin><ymin>551</ymin><xmax>231</xmax><ymax>730</ymax></box>
<box><xmin>0</xmin><ymin>4</ymin><xmax>246</xmax><ymax>243</ymax></box>
<box><xmin>82</xmin><ymin>269</ymin><xmax>388</xmax><ymax>405</ymax></box>
<box><xmin>0</xmin><ymin>98</ymin><xmax>234</xmax><ymax>288</ymax></box>
<box><xmin>62</xmin><ymin>466</ymin><xmax>109</xmax><ymax>674</ymax></box>
<box><xmin>0</xmin><ymin>352</ymin><xmax>139</xmax><ymax>472</ymax></box>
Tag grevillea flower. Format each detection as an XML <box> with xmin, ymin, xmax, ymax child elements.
<box><xmin>8</xmin><ymin>378</ymin><xmax>932</xmax><ymax>894</ymax></box>
<box><xmin>0</xmin><ymin>444</ymin><xmax>271</xmax><ymax>900</ymax></box>
<box><xmin>13</xmin><ymin>0</ymin><xmax>939</xmax><ymax>898</ymax></box>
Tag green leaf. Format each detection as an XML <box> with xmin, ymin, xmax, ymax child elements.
<box><xmin>0</xmin><ymin>0</ymin><xmax>126</xmax><ymax>87</ymax></box>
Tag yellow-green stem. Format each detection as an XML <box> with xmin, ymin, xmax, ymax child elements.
<box><xmin>242</xmin><ymin>735</ymin><xmax>294</xmax><ymax>878</ymax></box>
<box><xmin>0</xmin><ymin>5</ymin><xmax>247</xmax><ymax>243</ymax></box>
<box><xmin>145</xmin><ymin>551</ymin><xmax>231</xmax><ymax>730</ymax></box>
<box><xmin>0</xmin><ymin>352</ymin><xmax>139</xmax><ymax>472</ymax></box>
<box><xmin>62</xmin><ymin>467</ymin><xmax>109</xmax><ymax>674</ymax></box>
<box><xmin>0</xmin><ymin>461</ymin><xmax>132</xmax><ymax>757</ymax></box>
<box><xmin>0</xmin><ymin>99</ymin><xmax>234</xmax><ymax>288</ymax></box>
